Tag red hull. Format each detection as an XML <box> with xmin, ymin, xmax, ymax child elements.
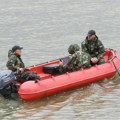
<box><xmin>18</xmin><ymin>49</ymin><xmax>120</xmax><ymax>101</ymax></box>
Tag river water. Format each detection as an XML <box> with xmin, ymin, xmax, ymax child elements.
<box><xmin>0</xmin><ymin>0</ymin><xmax>120</xmax><ymax>120</ymax></box>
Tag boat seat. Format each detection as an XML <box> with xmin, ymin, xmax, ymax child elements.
<box><xmin>43</xmin><ymin>64</ymin><xmax>61</xmax><ymax>74</ymax></box>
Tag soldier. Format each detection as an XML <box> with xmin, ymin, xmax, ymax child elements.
<box><xmin>60</xmin><ymin>44</ymin><xmax>91</xmax><ymax>73</ymax></box>
<box><xmin>81</xmin><ymin>30</ymin><xmax>105</xmax><ymax>65</ymax></box>
<box><xmin>7</xmin><ymin>45</ymin><xmax>25</xmax><ymax>72</ymax></box>
<box><xmin>6</xmin><ymin>45</ymin><xmax>40</xmax><ymax>83</ymax></box>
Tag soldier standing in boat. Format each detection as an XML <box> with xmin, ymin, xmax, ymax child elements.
<box><xmin>60</xmin><ymin>44</ymin><xmax>91</xmax><ymax>73</ymax></box>
<box><xmin>6</xmin><ymin>45</ymin><xmax>40</xmax><ymax>83</ymax></box>
<box><xmin>81</xmin><ymin>30</ymin><xmax>105</xmax><ymax>65</ymax></box>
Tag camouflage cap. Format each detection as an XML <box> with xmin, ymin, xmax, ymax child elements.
<box><xmin>68</xmin><ymin>44</ymin><xmax>80</xmax><ymax>54</ymax></box>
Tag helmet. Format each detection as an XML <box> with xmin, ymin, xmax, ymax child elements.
<box><xmin>68</xmin><ymin>44</ymin><xmax>80</xmax><ymax>54</ymax></box>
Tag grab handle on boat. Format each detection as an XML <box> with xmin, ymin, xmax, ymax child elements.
<box><xmin>34</xmin><ymin>79</ymin><xmax>40</xmax><ymax>83</ymax></box>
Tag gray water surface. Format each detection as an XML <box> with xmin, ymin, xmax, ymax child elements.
<box><xmin>0</xmin><ymin>0</ymin><xmax>120</xmax><ymax>120</ymax></box>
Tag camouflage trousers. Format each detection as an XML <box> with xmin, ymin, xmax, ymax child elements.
<box><xmin>98</xmin><ymin>58</ymin><xmax>105</xmax><ymax>65</ymax></box>
<box><xmin>59</xmin><ymin>64</ymin><xmax>82</xmax><ymax>73</ymax></box>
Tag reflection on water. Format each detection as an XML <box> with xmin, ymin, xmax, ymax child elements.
<box><xmin>0</xmin><ymin>0</ymin><xmax>120</xmax><ymax>119</ymax></box>
<box><xmin>0</xmin><ymin>75</ymin><xmax>120</xmax><ymax>120</ymax></box>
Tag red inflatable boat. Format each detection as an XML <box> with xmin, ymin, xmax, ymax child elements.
<box><xmin>18</xmin><ymin>49</ymin><xmax>120</xmax><ymax>101</ymax></box>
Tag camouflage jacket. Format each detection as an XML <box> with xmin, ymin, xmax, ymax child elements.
<box><xmin>62</xmin><ymin>50</ymin><xmax>91</xmax><ymax>72</ymax></box>
<box><xmin>6</xmin><ymin>50</ymin><xmax>25</xmax><ymax>72</ymax></box>
<box><xmin>81</xmin><ymin>36</ymin><xmax>105</xmax><ymax>60</ymax></box>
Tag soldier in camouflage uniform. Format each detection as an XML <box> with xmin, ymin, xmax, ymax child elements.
<box><xmin>6</xmin><ymin>46</ymin><xmax>40</xmax><ymax>83</ymax></box>
<box><xmin>81</xmin><ymin>30</ymin><xmax>105</xmax><ymax>65</ymax></box>
<box><xmin>7</xmin><ymin>46</ymin><xmax>25</xmax><ymax>72</ymax></box>
<box><xmin>60</xmin><ymin>44</ymin><xmax>91</xmax><ymax>73</ymax></box>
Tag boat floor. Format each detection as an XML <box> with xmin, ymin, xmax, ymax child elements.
<box><xmin>27</xmin><ymin>49</ymin><xmax>113</xmax><ymax>81</ymax></box>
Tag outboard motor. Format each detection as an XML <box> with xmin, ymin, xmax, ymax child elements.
<box><xmin>0</xmin><ymin>70</ymin><xmax>16</xmax><ymax>99</ymax></box>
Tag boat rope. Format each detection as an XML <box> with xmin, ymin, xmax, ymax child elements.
<box><xmin>111</xmin><ymin>56</ymin><xmax>120</xmax><ymax>76</ymax></box>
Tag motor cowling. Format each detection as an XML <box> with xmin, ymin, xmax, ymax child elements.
<box><xmin>0</xmin><ymin>70</ymin><xmax>16</xmax><ymax>98</ymax></box>
<box><xmin>0</xmin><ymin>70</ymin><xmax>16</xmax><ymax>90</ymax></box>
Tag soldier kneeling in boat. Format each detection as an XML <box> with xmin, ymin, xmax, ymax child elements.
<box><xmin>6</xmin><ymin>45</ymin><xmax>40</xmax><ymax>83</ymax></box>
<box><xmin>60</xmin><ymin>44</ymin><xmax>91</xmax><ymax>73</ymax></box>
<box><xmin>81</xmin><ymin>30</ymin><xmax>105</xmax><ymax>65</ymax></box>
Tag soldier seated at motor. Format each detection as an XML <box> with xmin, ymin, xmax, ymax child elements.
<box><xmin>6</xmin><ymin>45</ymin><xmax>40</xmax><ymax>83</ymax></box>
<box><xmin>59</xmin><ymin>44</ymin><xmax>91</xmax><ymax>73</ymax></box>
<box><xmin>81</xmin><ymin>30</ymin><xmax>105</xmax><ymax>65</ymax></box>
